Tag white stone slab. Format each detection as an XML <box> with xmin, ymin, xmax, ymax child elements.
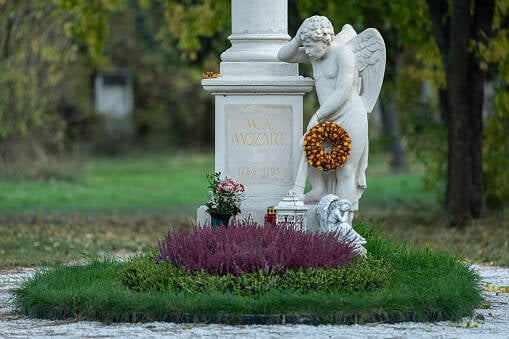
<box><xmin>224</xmin><ymin>104</ymin><xmax>293</xmax><ymax>185</ymax></box>
<box><xmin>212</xmin><ymin>95</ymin><xmax>305</xmax><ymax>225</ymax></box>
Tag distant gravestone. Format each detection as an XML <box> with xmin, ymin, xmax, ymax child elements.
<box><xmin>198</xmin><ymin>0</ymin><xmax>313</xmax><ymax>225</ymax></box>
<box><xmin>94</xmin><ymin>71</ymin><xmax>134</xmax><ymax>138</ymax></box>
<box><xmin>94</xmin><ymin>71</ymin><xmax>133</xmax><ymax>118</ymax></box>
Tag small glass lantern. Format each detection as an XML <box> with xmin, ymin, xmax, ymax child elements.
<box><xmin>275</xmin><ymin>193</ymin><xmax>308</xmax><ymax>231</ymax></box>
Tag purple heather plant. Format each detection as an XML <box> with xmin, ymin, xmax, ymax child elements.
<box><xmin>157</xmin><ymin>220</ymin><xmax>358</xmax><ymax>276</ymax></box>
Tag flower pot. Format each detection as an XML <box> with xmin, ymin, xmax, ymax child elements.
<box><xmin>208</xmin><ymin>211</ymin><xmax>233</xmax><ymax>228</ymax></box>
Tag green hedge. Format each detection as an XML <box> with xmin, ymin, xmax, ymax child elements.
<box><xmin>120</xmin><ymin>254</ymin><xmax>391</xmax><ymax>295</ymax></box>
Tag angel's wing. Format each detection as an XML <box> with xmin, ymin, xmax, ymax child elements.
<box><xmin>346</xmin><ymin>28</ymin><xmax>386</xmax><ymax>113</ymax></box>
<box><xmin>335</xmin><ymin>24</ymin><xmax>357</xmax><ymax>45</ymax></box>
<box><xmin>316</xmin><ymin>194</ymin><xmax>339</xmax><ymax>233</ymax></box>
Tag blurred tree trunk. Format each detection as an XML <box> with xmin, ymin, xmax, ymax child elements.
<box><xmin>379</xmin><ymin>47</ymin><xmax>408</xmax><ymax>172</ymax></box>
<box><xmin>380</xmin><ymin>97</ymin><xmax>408</xmax><ymax>172</ymax></box>
<box><xmin>426</xmin><ymin>0</ymin><xmax>495</xmax><ymax>225</ymax></box>
<box><xmin>364</xmin><ymin>10</ymin><xmax>408</xmax><ymax>172</ymax></box>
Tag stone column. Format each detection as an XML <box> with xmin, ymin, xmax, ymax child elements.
<box><xmin>200</xmin><ymin>0</ymin><xmax>313</xmax><ymax>225</ymax></box>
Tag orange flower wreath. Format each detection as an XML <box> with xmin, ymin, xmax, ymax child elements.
<box><xmin>303</xmin><ymin>121</ymin><xmax>351</xmax><ymax>171</ymax></box>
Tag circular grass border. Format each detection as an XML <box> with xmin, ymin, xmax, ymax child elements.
<box><xmin>14</xmin><ymin>224</ymin><xmax>483</xmax><ymax>325</ymax></box>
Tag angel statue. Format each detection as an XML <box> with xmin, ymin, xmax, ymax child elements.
<box><xmin>278</xmin><ymin>16</ymin><xmax>385</xmax><ymax>222</ymax></box>
<box><xmin>316</xmin><ymin>194</ymin><xmax>367</xmax><ymax>256</ymax></box>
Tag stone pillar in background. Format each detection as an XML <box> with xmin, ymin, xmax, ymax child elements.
<box><xmin>199</xmin><ymin>0</ymin><xmax>313</xmax><ymax>225</ymax></box>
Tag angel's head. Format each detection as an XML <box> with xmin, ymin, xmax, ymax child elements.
<box><xmin>337</xmin><ymin>199</ymin><xmax>352</xmax><ymax>212</ymax></box>
<box><xmin>300</xmin><ymin>16</ymin><xmax>334</xmax><ymax>60</ymax></box>
<box><xmin>301</xmin><ymin>16</ymin><xmax>335</xmax><ymax>44</ymax></box>
<box><xmin>328</xmin><ymin>198</ymin><xmax>351</xmax><ymax>215</ymax></box>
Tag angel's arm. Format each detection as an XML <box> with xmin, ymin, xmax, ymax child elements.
<box><xmin>314</xmin><ymin>47</ymin><xmax>356</xmax><ymax>122</ymax></box>
<box><xmin>277</xmin><ymin>25</ymin><xmax>309</xmax><ymax>63</ymax></box>
<box><xmin>334</xmin><ymin>208</ymin><xmax>348</xmax><ymax>223</ymax></box>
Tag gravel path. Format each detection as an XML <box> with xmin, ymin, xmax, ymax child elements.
<box><xmin>1</xmin><ymin>265</ymin><xmax>508</xmax><ymax>338</ymax></box>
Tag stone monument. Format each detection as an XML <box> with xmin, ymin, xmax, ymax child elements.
<box><xmin>278</xmin><ymin>16</ymin><xmax>386</xmax><ymax>224</ymax></box>
<box><xmin>199</xmin><ymin>0</ymin><xmax>313</xmax><ymax>225</ymax></box>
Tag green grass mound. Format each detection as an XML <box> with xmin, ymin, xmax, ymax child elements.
<box><xmin>14</xmin><ymin>224</ymin><xmax>483</xmax><ymax>325</ymax></box>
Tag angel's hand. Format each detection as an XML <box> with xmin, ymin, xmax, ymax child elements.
<box><xmin>293</xmin><ymin>23</ymin><xmax>306</xmax><ymax>45</ymax></box>
<box><xmin>290</xmin><ymin>25</ymin><xmax>302</xmax><ymax>47</ymax></box>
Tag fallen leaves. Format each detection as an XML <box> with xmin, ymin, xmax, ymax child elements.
<box><xmin>202</xmin><ymin>71</ymin><xmax>220</xmax><ymax>79</ymax></box>
<box><xmin>0</xmin><ymin>213</ymin><xmax>189</xmax><ymax>267</ymax></box>
<box><xmin>449</xmin><ymin>320</ymin><xmax>478</xmax><ymax>328</ymax></box>
<box><xmin>484</xmin><ymin>283</ymin><xmax>509</xmax><ymax>293</ymax></box>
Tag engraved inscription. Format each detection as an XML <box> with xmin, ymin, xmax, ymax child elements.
<box><xmin>225</xmin><ymin>104</ymin><xmax>293</xmax><ymax>185</ymax></box>
<box><xmin>231</xmin><ymin>131</ymin><xmax>286</xmax><ymax>146</ymax></box>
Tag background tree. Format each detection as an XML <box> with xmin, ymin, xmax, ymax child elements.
<box><xmin>114</xmin><ymin>0</ymin><xmax>230</xmax><ymax>151</ymax></box>
<box><xmin>425</xmin><ymin>0</ymin><xmax>502</xmax><ymax>225</ymax></box>
<box><xmin>480</xmin><ymin>2</ymin><xmax>509</xmax><ymax>210</ymax></box>
<box><xmin>0</xmin><ymin>0</ymin><xmax>120</xmax><ymax>176</ymax></box>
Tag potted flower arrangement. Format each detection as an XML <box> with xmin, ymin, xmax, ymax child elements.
<box><xmin>205</xmin><ymin>172</ymin><xmax>245</xmax><ymax>227</ymax></box>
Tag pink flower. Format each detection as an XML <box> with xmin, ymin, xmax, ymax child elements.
<box><xmin>206</xmin><ymin>172</ymin><xmax>246</xmax><ymax>214</ymax></box>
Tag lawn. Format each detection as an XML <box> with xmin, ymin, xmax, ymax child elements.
<box><xmin>0</xmin><ymin>152</ymin><xmax>432</xmax><ymax>214</ymax></box>
<box><xmin>0</xmin><ymin>153</ymin><xmax>214</xmax><ymax>214</ymax></box>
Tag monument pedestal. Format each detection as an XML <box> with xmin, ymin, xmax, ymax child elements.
<box><xmin>199</xmin><ymin>0</ymin><xmax>313</xmax><ymax>226</ymax></box>
<box><xmin>305</xmin><ymin>204</ymin><xmax>319</xmax><ymax>232</ymax></box>
<box><xmin>198</xmin><ymin>203</ymin><xmax>319</xmax><ymax>231</ymax></box>
<box><xmin>201</xmin><ymin>79</ymin><xmax>312</xmax><ymax>225</ymax></box>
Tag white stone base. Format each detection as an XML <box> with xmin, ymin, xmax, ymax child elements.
<box><xmin>197</xmin><ymin>203</ymin><xmax>320</xmax><ymax>232</ymax></box>
<box><xmin>305</xmin><ymin>204</ymin><xmax>319</xmax><ymax>232</ymax></box>
<box><xmin>196</xmin><ymin>204</ymin><xmax>272</xmax><ymax>227</ymax></box>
